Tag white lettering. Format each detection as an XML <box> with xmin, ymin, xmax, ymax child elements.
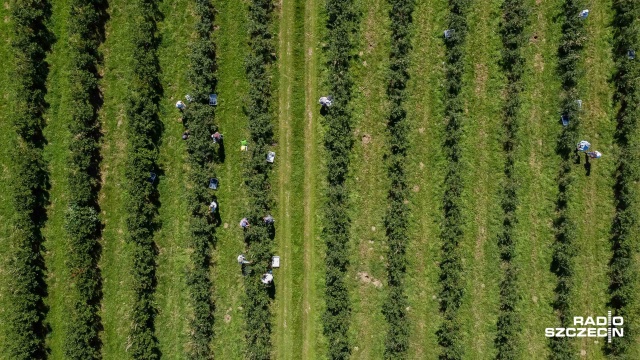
<box><xmin>598</xmin><ymin>328</ymin><xmax>608</xmax><ymax>337</ymax></box>
<box><xmin>556</xmin><ymin>328</ymin><xmax>565</xmax><ymax>337</ymax></box>
<box><xmin>586</xmin><ymin>328</ymin><xmax>596</xmax><ymax>337</ymax></box>
<box><xmin>613</xmin><ymin>328</ymin><xmax>624</xmax><ymax>338</ymax></box>
<box><xmin>574</xmin><ymin>317</ymin><xmax>584</xmax><ymax>326</ymax></box>
<box><xmin>545</xmin><ymin>328</ymin><xmax>555</xmax><ymax>337</ymax></box>
<box><xmin>596</xmin><ymin>317</ymin><xmax>607</xmax><ymax>326</ymax></box>
<box><xmin>566</xmin><ymin>328</ymin><xmax>576</xmax><ymax>337</ymax></box>
<box><xmin>585</xmin><ymin>317</ymin><xmax>595</xmax><ymax>326</ymax></box>
<box><xmin>613</xmin><ymin>317</ymin><xmax>624</xmax><ymax>326</ymax></box>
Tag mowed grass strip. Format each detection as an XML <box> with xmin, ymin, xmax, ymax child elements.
<box><xmin>210</xmin><ymin>0</ymin><xmax>249</xmax><ymax>357</ymax></box>
<box><xmin>404</xmin><ymin>0</ymin><xmax>447</xmax><ymax>358</ymax></box>
<box><xmin>348</xmin><ymin>0</ymin><xmax>390</xmax><ymax>358</ymax></box>
<box><xmin>570</xmin><ymin>0</ymin><xmax>616</xmax><ymax>357</ymax></box>
<box><xmin>301</xmin><ymin>0</ymin><xmax>326</xmax><ymax>356</ymax></box>
<box><xmin>40</xmin><ymin>0</ymin><xmax>73</xmax><ymax>357</ymax></box>
<box><xmin>153</xmin><ymin>0</ymin><xmax>196</xmax><ymax>357</ymax></box>
<box><xmin>274</xmin><ymin>0</ymin><xmax>307</xmax><ymax>358</ymax></box>
<box><xmin>0</xmin><ymin>3</ymin><xmax>20</xmax><ymax>358</ymax></box>
<box><xmin>96</xmin><ymin>0</ymin><xmax>137</xmax><ymax>357</ymax></box>
<box><xmin>513</xmin><ymin>0</ymin><xmax>561</xmax><ymax>357</ymax></box>
<box><xmin>456</xmin><ymin>0</ymin><xmax>505</xmax><ymax>356</ymax></box>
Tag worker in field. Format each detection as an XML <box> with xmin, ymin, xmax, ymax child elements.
<box><xmin>237</xmin><ymin>254</ymin><xmax>251</xmax><ymax>265</ymax></box>
<box><xmin>182</xmin><ymin>130</ymin><xmax>190</xmax><ymax>140</ymax></box>
<box><xmin>209</xmin><ymin>199</ymin><xmax>218</xmax><ymax>213</ymax></box>
<box><xmin>241</xmin><ymin>140</ymin><xmax>248</xmax><ymax>152</ymax></box>
<box><xmin>577</xmin><ymin>140</ymin><xmax>591</xmax><ymax>152</ymax></box>
<box><xmin>212</xmin><ymin>132</ymin><xmax>223</xmax><ymax>143</ymax></box>
<box><xmin>261</xmin><ymin>272</ymin><xmax>273</xmax><ymax>285</ymax></box>
<box><xmin>263</xmin><ymin>215</ymin><xmax>274</xmax><ymax>224</ymax></box>
<box><xmin>319</xmin><ymin>96</ymin><xmax>333</xmax><ymax>107</ymax></box>
<box><xmin>176</xmin><ymin>100</ymin><xmax>186</xmax><ymax>111</ymax></box>
<box><xmin>240</xmin><ymin>218</ymin><xmax>250</xmax><ymax>229</ymax></box>
<box><xmin>587</xmin><ymin>151</ymin><xmax>602</xmax><ymax>159</ymax></box>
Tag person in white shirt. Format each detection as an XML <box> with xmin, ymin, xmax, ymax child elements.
<box><xmin>237</xmin><ymin>254</ymin><xmax>250</xmax><ymax>265</ymax></box>
<box><xmin>261</xmin><ymin>273</ymin><xmax>273</xmax><ymax>284</ymax></box>
<box><xmin>209</xmin><ymin>200</ymin><xmax>218</xmax><ymax>213</ymax></box>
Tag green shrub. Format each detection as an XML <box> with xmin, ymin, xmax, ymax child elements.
<box><xmin>7</xmin><ymin>1</ymin><xmax>53</xmax><ymax>358</ymax></box>
<box><xmin>605</xmin><ymin>0</ymin><xmax>640</xmax><ymax>357</ymax></box>
<box><xmin>436</xmin><ymin>1</ymin><xmax>470</xmax><ymax>359</ymax></box>
<box><xmin>123</xmin><ymin>0</ymin><xmax>163</xmax><ymax>358</ymax></box>
<box><xmin>321</xmin><ymin>0</ymin><xmax>360</xmax><ymax>358</ymax></box>
<box><xmin>382</xmin><ymin>0</ymin><xmax>415</xmax><ymax>358</ymax></box>
<box><xmin>62</xmin><ymin>1</ymin><xmax>108</xmax><ymax>359</ymax></box>
<box><xmin>493</xmin><ymin>1</ymin><xmax>528</xmax><ymax>359</ymax></box>
<box><xmin>181</xmin><ymin>1</ymin><xmax>219</xmax><ymax>358</ymax></box>
<box><xmin>241</xmin><ymin>0</ymin><xmax>277</xmax><ymax>358</ymax></box>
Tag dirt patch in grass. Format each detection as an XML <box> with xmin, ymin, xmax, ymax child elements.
<box><xmin>475</xmin><ymin>63</ymin><xmax>488</xmax><ymax>96</ymax></box>
<box><xmin>534</xmin><ymin>53</ymin><xmax>544</xmax><ymax>73</ymax></box>
<box><xmin>357</xmin><ymin>272</ymin><xmax>382</xmax><ymax>288</ymax></box>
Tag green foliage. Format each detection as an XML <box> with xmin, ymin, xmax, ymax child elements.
<box><xmin>493</xmin><ymin>0</ymin><xmax>528</xmax><ymax>359</ymax></box>
<box><xmin>382</xmin><ymin>0</ymin><xmax>414</xmax><ymax>358</ymax></box>
<box><xmin>181</xmin><ymin>0</ymin><xmax>218</xmax><ymax>358</ymax></box>
<box><xmin>437</xmin><ymin>1</ymin><xmax>470</xmax><ymax>359</ymax></box>
<box><xmin>322</xmin><ymin>0</ymin><xmax>359</xmax><ymax>358</ymax></box>
<box><xmin>606</xmin><ymin>0</ymin><xmax>640</xmax><ymax>357</ymax></box>
<box><xmin>124</xmin><ymin>0</ymin><xmax>163</xmax><ymax>358</ymax></box>
<box><xmin>7</xmin><ymin>0</ymin><xmax>52</xmax><ymax>358</ymax></box>
<box><xmin>62</xmin><ymin>1</ymin><xmax>107</xmax><ymax>359</ymax></box>
<box><xmin>549</xmin><ymin>1</ymin><xmax>586</xmax><ymax>359</ymax></box>
<box><xmin>241</xmin><ymin>0</ymin><xmax>277</xmax><ymax>358</ymax></box>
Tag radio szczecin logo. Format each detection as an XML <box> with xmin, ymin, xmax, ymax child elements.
<box><xmin>545</xmin><ymin>311</ymin><xmax>623</xmax><ymax>343</ymax></box>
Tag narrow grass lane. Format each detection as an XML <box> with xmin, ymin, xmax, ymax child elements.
<box><xmin>211</xmin><ymin>0</ymin><xmax>250</xmax><ymax>357</ymax></box>
<box><xmin>349</xmin><ymin>0</ymin><xmax>390</xmax><ymax>358</ymax></box>
<box><xmin>301</xmin><ymin>0</ymin><xmax>325</xmax><ymax>356</ymax></box>
<box><xmin>458</xmin><ymin>0</ymin><xmax>505</xmax><ymax>354</ymax></box>
<box><xmin>0</xmin><ymin>2</ymin><xmax>18</xmax><ymax>358</ymax></box>
<box><xmin>97</xmin><ymin>1</ymin><xmax>137</xmax><ymax>357</ymax></box>
<box><xmin>404</xmin><ymin>0</ymin><xmax>447</xmax><ymax>357</ymax></box>
<box><xmin>274</xmin><ymin>0</ymin><xmax>306</xmax><ymax>357</ymax></box>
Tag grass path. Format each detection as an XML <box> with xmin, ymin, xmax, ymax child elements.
<box><xmin>96</xmin><ymin>0</ymin><xmax>137</xmax><ymax>357</ymax></box>
<box><xmin>210</xmin><ymin>0</ymin><xmax>250</xmax><ymax>357</ymax></box>
<box><xmin>274</xmin><ymin>0</ymin><xmax>305</xmax><ymax>357</ymax></box>
<box><xmin>513</xmin><ymin>0</ymin><xmax>562</xmax><ymax>357</ymax></box>
<box><xmin>40</xmin><ymin>0</ymin><xmax>72</xmax><ymax>357</ymax></box>
<box><xmin>301</xmin><ymin>0</ymin><xmax>324</xmax><ymax>356</ymax></box>
<box><xmin>274</xmin><ymin>0</ymin><xmax>324</xmax><ymax>357</ymax></box>
<box><xmin>153</xmin><ymin>0</ymin><xmax>196</xmax><ymax>356</ymax></box>
<box><xmin>570</xmin><ymin>0</ymin><xmax>616</xmax><ymax>357</ymax></box>
<box><xmin>457</xmin><ymin>0</ymin><xmax>505</xmax><ymax>357</ymax></box>
<box><xmin>348</xmin><ymin>0</ymin><xmax>390</xmax><ymax>358</ymax></box>
<box><xmin>0</xmin><ymin>2</ymin><xmax>17</xmax><ymax>358</ymax></box>
<box><xmin>403</xmin><ymin>0</ymin><xmax>446</xmax><ymax>358</ymax></box>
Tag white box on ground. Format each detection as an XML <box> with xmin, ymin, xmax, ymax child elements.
<box><xmin>272</xmin><ymin>256</ymin><xmax>280</xmax><ymax>268</ymax></box>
